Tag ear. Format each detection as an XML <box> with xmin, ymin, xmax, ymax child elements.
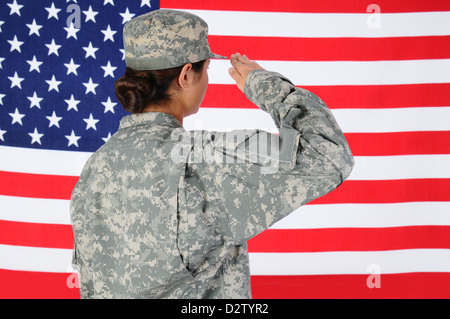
<box><xmin>177</xmin><ymin>63</ymin><xmax>193</xmax><ymax>89</ymax></box>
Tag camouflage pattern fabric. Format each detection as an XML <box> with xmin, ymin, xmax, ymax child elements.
<box><xmin>123</xmin><ymin>9</ymin><xmax>227</xmax><ymax>70</ymax></box>
<box><xmin>70</xmin><ymin>69</ymin><xmax>354</xmax><ymax>298</ymax></box>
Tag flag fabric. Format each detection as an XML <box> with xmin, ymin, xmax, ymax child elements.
<box><xmin>0</xmin><ymin>0</ymin><xmax>158</xmax><ymax>298</ymax></box>
<box><xmin>1</xmin><ymin>0</ymin><xmax>450</xmax><ymax>299</ymax></box>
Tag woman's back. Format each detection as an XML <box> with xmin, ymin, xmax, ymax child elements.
<box><xmin>70</xmin><ymin>9</ymin><xmax>354</xmax><ymax>299</ymax></box>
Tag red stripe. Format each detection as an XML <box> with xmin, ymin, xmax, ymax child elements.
<box><xmin>203</xmin><ymin>85</ymin><xmax>254</xmax><ymax>109</ymax></box>
<box><xmin>248</xmin><ymin>226</ymin><xmax>450</xmax><ymax>253</ymax></box>
<box><xmin>345</xmin><ymin>131</ymin><xmax>450</xmax><ymax>156</ymax></box>
<box><xmin>250</xmin><ymin>273</ymin><xmax>450</xmax><ymax>299</ymax></box>
<box><xmin>1</xmin><ymin>171</ymin><xmax>449</xmax><ymax>203</ymax></box>
<box><xmin>0</xmin><ymin>170</ymin><xmax>78</xmax><ymax>200</ymax></box>
<box><xmin>210</xmin><ymin>35</ymin><xmax>450</xmax><ymax>61</ymax></box>
<box><xmin>4</xmin><ymin>220</ymin><xmax>448</xmax><ymax>252</ymax></box>
<box><xmin>203</xmin><ymin>83</ymin><xmax>450</xmax><ymax>109</ymax></box>
<box><xmin>1</xmin><ymin>269</ymin><xmax>449</xmax><ymax>299</ymax></box>
<box><xmin>311</xmin><ymin>179</ymin><xmax>450</xmax><ymax>204</ymax></box>
<box><xmin>162</xmin><ymin>0</ymin><xmax>450</xmax><ymax>13</ymax></box>
<box><xmin>0</xmin><ymin>269</ymin><xmax>80</xmax><ymax>299</ymax></box>
<box><xmin>0</xmin><ymin>220</ymin><xmax>73</xmax><ymax>249</ymax></box>
<box><xmin>305</xmin><ymin>83</ymin><xmax>450</xmax><ymax>109</ymax></box>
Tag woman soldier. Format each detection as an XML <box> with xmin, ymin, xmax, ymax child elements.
<box><xmin>71</xmin><ymin>9</ymin><xmax>354</xmax><ymax>299</ymax></box>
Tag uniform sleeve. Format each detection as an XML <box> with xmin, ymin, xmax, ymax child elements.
<box><xmin>202</xmin><ymin>69</ymin><xmax>354</xmax><ymax>244</ymax></box>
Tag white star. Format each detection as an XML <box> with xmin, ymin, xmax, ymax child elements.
<box><xmin>83</xmin><ymin>5</ymin><xmax>98</xmax><ymax>23</ymax></box>
<box><xmin>101</xmin><ymin>61</ymin><xmax>117</xmax><ymax>78</ymax></box>
<box><xmin>102</xmin><ymin>97</ymin><xmax>117</xmax><ymax>113</ymax></box>
<box><xmin>64</xmin><ymin>22</ymin><xmax>80</xmax><ymax>39</ymax></box>
<box><xmin>65</xmin><ymin>130</ymin><xmax>81</xmax><ymax>147</ymax></box>
<box><xmin>101</xmin><ymin>25</ymin><xmax>116</xmax><ymax>42</ymax></box>
<box><xmin>45</xmin><ymin>39</ymin><xmax>62</xmax><ymax>56</ymax></box>
<box><xmin>104</xmin><ymin>0</ymin><xmax>114</xmax><ymax>5</ymax></box>
<box><xmin>8</xmin><ymin>35</ymin><xmax>24</xmax><ymax>53</ymax></box>
<box><xmin>66</xmin><ymin>0</ymin><xmax>77</xmax><ymax>3</ymax></box>
<box><xmin>45</xmin><ymin>2</ymin><xmax>61</xmax><ymax>20</ymax></box>
<box><xmin>28</xmin><ymin>128</ymin><xmax>44</xmax><ymax>145</ymax></box>
<box><xmin>65</xmin><ymin>94</ymin><xmax>80</xmax><ymax>111</ymax></box>
<box><xmin>120</xmin><ymin>8</ymin><xmax>135</xmax><ymax>24</ymax></box>
<box><xmin>46</xmin><ymin>111</ymin><xmax>63</xmax><ymax>128</ymax></box>
<box><xmin>27</xmin><ymin>55</ymin><xmax>43</xmax><ymax>73</ymax></box>
<box><xmin>82</xmin><ymin>41</ymin><xmax>98</xmax><ymax>59</ymax></box>
<box><xmin>26</xmin><ymin>19</ymin><xmax>43</xmax><ymax>36</ymax></box>
<box><xmin>7</xmin><ymin>0</ymin><xmax>23</xmax><ymax>16</ymax></box>
<box><xmin>141</xmin><ymin>0</ymin><xmax>151</xmax><ymax>8</ymax></box>
<box><xmin>0</xmin><ymin>128</ymin><xmax>6</xmax><ymax>141</ymax></box>
<box><xmin>119</xmin><ymin>48</ymin><xmax>125</xmax><ymax>60</ymax></box>
<box><xmin>27</xmin><ymin>91</ymin><xmax>43</xmax><ymax>109</ymax></box>
<box><xmin>83</xmin><ymin>78</ymin><xmax>99</xmax><ymax>95</ymax></box>
<box><xmin>64</xmin><ymin>58</ymin><xmax>80</xmax><ymax>75</ymax></box>
<box><xmin>0</xmin><ymin>21</ymin><xmax>5</xmax><ymax>32</ymax></box>
<box><xmin>102</xmin><ymin>132</ymin><xmax>112</xmax><ymax>143</ymax></box>
<box><xmin>83</xmin><ymin>113</ymin><xmax>99</xmax><ymax>130</ymax></box>
<box><xmin>9</xmin><ymin>108</ymin><xmax>25</xmax><ymax>125</ymax></box>
<box><xmin>46</xmin><ymin>75</ymin><xmax>62</xmax><ymax>92</ymax></box>
<box><xmin>0</xmin><ymin>93</ymin><xmax>5</xmax><ymax>105</ymax></box>
<box><xmin>8</xmin><ymin>72</ymin><xmax>24</xmax><ymax>89</ymax></box>
<box><xmin>0</xmin><ymin>57</ymin><xmax>5</xmax><ymax>69</ymax></box>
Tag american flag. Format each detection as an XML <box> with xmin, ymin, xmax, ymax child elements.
<box><xmin>1</xmin><ymin>0</ymin><xmax>450</xmax><ymax>299</ymax></box>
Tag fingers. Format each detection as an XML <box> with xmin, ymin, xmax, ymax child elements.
<box><xmin>228</xmin><ymin>54</ymin><xmax>245</xmax><ymax>92</ymax></box>
<box><xmin>228</xmin><ymin>66</ymin><xmax>241</xmax><ymax>82</ymax></box>
<box><xmin>240</xmin><ymin>54</ymin><xmax>250</xmax><ymax>63</ymax></box>
<box><xmin>230</xmin><ymin>53</ymin><xmax>250</xmax><ymax>71</ymax></box>
<box><xmin>229</xmin><ymin>53</ymin><xmax>263</xmax><ymax>93</ymax></box>
<box><xmin>229</xmin><ymin>53</ymin><xmax>240</xmax><ymax>72</ymax></box>
<box><xmin>229</xmin><ymin>53</ymin><xmax>245</xmax><ymax>82</ymax></box>
<box><xmin>234</xmin><ymin>53</ymin><xmax>250</xmax><ymax>62</ymax></box>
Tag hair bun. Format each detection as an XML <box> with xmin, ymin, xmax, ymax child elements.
<box><xmin>114</xmin><ymin>71</ymin><xmax>157</xmax><ymax>113</ymax></box>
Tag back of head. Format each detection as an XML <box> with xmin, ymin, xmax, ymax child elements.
<box><xmin>115</xmin><ymin>9</ymin><xmax>226</xmax><ymax>113</ymax></box>
<box><xmin>114</xmin><ymin>61</ymin><xmax>206</xmax><ymax>114</ymax></box>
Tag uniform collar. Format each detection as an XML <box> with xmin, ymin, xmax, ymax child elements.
<box><xmin>118</xmin><ymin>111</ymin><xmax>183</xmax><ymax>130</ymax></box>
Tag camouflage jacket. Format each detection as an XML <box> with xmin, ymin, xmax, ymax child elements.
<box><xmin>70</xmin><ymin>69</ymin><xmax>354</xmax><ymax>299</ymax></box>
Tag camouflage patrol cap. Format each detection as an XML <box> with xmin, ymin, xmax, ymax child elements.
<box><xmin>123</xmin><ymin>9</ymin><xmax>227</xmax><ymax>70</ymax></box>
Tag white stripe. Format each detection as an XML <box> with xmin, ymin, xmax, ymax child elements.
<box><xmin>249</xmin><ymin>249</ymin><xmax>450</xmax><ymax>275</ymax></box>
<box><xmin>0</xmin><ymin>244</ymin><xmax>72</xmax><ymax>273</ymax></box>
<box><xmin>349</xmin><ymin>155</ymin><xmax>450</xmax><ymax>180</ymax></box>
<box><xmin>209</xmin><ymin>59</ymin><xmax>450</xmax><ymax>85</ymax></box>
<box><xmin>2</xmin><ymin>149</ymin><xmax>450</xmax><ymax>180</ymax></box>
<box><xmin>2</xmin><ymin>198</ymin><xmax>450</xmax><ymax>229</ymax></box>
<box><xmin>2</xmin><ymin>198</ymin><xmax>449</xmax><ymax>229</ymax></box>
<box><xmin>188</xmin><ymin>107</ymin><xmax>450</xmax><ymax>133</ymax></box>
<box><xmin>332</xmin><ymin>107</ymin><xmax>450</xmax><ymax>133</ymax></box>
<box><xmin>180</xmin><ymin>10</ymin><xmax>450</xmax><ymax>38</ymax></box>
<box><xmin>270</xmin><ymin>202</ymin><xmax>450</xmax><ymax>229</ymax></box>
<box><xmin>185</xmin><ymin>108</ymin><xmax>278</xmax><ymax>133</ymax></box>
<box><xmin>0</xmin><ymin>195</ymin><xmax>71</xmax><ymax>225</ymax></box>
<box><xmin>0</xmin><ymin>146</ymin><xmax>91</xmax><ymax>176</ymax></box>
<box><xmin>2</xmin><ymin>112</ymin><xmax>448</xmax><ymax>179</ymax></box>
<box><xmin>2</xmin><ymin>244</ymin><xmax>448</xmax><ymax>275</ymax></box>
<box><xmin>3</xmin><ymin>109</ymin><xmax>449</xmax><ymax>176</ymax></box>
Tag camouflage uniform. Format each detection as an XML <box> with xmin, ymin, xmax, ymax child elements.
<box><xmin>71</xmin><ymin>68</ymin><xmax>354</xmax><ymax>298</ymax></box>
<box><xmin>70</xmin><ymin>9</ymin><xmax>354</xmax><ymax>299</ymax></box>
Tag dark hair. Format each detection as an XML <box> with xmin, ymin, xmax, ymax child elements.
<box><xmin>114</xmin><ymin>60</ymin><xmax>206</xmax><ymax>114</ymax></box>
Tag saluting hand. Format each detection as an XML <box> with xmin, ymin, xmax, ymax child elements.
<box><xmin>228</xmin><ymin>53</ymin><xmax>264</xmax><ymax>93</ymax></box>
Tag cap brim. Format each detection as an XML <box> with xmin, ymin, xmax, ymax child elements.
<box><xmin>210</xmin><ymin>52</ymin><xmax>228</xmax><ymax>59</ymax></box>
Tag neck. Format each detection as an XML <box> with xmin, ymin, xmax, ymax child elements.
<box><xmin>143</xmin><ymin>103</ymin><xmax>184</xmax><ymax>126</ymax></box>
